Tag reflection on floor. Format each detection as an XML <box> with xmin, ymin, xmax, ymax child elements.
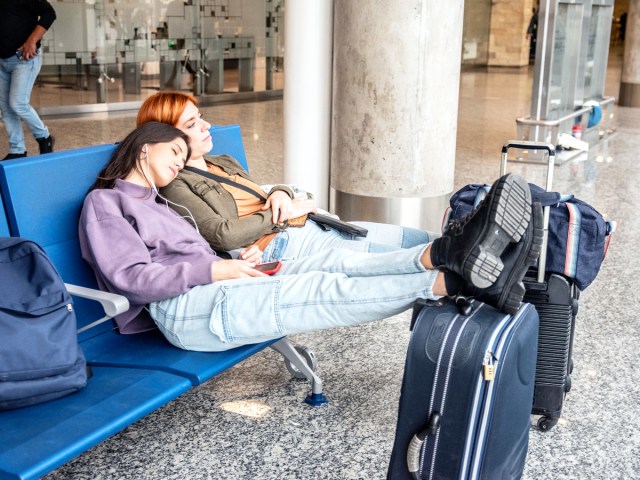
<box><xmin>3</xmin><ymin>47</ymin><xmax>639</xmax><ymax>480</ymax></box>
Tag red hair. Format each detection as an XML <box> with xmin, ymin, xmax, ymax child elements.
<box><xmin>137</xmin><ymin>91</ymin><xmax>199</xmax><ymax>128</ymax></box>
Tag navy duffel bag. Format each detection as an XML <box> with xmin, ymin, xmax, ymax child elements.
<box><xmin>444</xmin><ymin>183</ymin><xmax>615</xmax><ymax>291</ymax></box>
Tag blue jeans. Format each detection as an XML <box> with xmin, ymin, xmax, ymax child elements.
<box><xmin>0</xmin><ymin>50</ymin><xmax>49</xmax><ymax>154</ymax></box>
<box><xmin>262</xmin><ymin>220</ymin><xmax>439</xmax><ymax>262</ymax></box>
<box><xmin>149</xmin><ymin>244</ymin><xmax>440</xmax><ymax>352</ymax></box>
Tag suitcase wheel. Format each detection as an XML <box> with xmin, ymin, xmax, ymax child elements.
<box><xmin>537</xmin><ymin>415</ymin><xmax>558</xmax><ymax>432</ymax></box>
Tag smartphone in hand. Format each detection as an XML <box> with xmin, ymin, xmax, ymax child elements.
<box><xmin>253</xmin><ymin>261</ymin><xmax>282</xmax><ymax>275</ymax></box>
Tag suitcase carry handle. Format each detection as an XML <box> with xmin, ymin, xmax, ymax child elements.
<box><xmin>500</xmin><ymin>140</ymin><xmax>556</xmax><ymax>283</ymax></box>
<box><xmin>499</xmin><ymin>140</ymin><xmax>556</xmax><ymax>189</ymax></box>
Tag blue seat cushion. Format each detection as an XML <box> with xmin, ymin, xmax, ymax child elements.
<box><xmin>0</xmin><ymin>195</ymin><xmax>9</xmax><ymax>237</ymax></box>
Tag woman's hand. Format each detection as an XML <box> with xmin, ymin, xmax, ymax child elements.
<box><xmin>238</xmin><ymin>245</ymin><xmax>263</xmax><ymax>264</ymax></box>
<box><xmin>262</xmin><ymin>190</ymin><xmax>293</xmax><ymax>224</ymax></box>
<box><xmin>287</xmin><ymin>198</ymin><xmax>318</xmax><ymax>219</ymax></box>
<box><xmin>211</xmin><ymin>259</ymin><xmax>267</xmax><ymax>281</ymax></box>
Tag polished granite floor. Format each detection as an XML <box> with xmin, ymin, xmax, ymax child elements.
<box><xmin>3</xmin><ymin>47</ymin><xmax>638</xmax><ymax>480</ymax></box>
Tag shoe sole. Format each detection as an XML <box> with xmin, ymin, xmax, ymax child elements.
<box><xmin>498</xmin><ymin>202</ymin><xmax>544</xmax><ymax>314</ymax></box>
<box><xmin>465</xmin><ymin>174</ymin><xmax>532</xmax><ymax>288</ymax></box>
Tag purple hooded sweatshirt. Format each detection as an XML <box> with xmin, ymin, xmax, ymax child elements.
<box><xmin>79</xmin><ymin>179</ymin><xmax>219</xmax><ymax>333</ymax></box>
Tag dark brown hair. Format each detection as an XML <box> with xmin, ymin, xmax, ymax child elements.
<box><xmin>90</xmin><ymin>122</ymin><xmax>191</xmax><ymax>191</ymax></box>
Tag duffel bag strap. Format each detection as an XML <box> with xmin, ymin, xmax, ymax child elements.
<box><xmin>604</xmin><ymin>220</ymin><xmax>617</xmax><ymax>259</ymax></box>
<box><xmin>563</xmin><ymin>202</ymin><xmax>582</xmax><ymax>279</ymax></box>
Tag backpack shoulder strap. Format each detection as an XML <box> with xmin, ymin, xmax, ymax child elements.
<box><xmin>183</xmin><ymin>166</ymin><xmax>266</xmax><ymax>201</ymax></box>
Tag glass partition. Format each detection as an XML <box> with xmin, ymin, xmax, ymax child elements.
<box><xmin>34</xmin><ymin>0</ymin><xmax>284</xmax><ymax>110</ymax></box>
<box><xmin>584</xmin><ymin>2</ymin><xmax>613</xmax><ymax>100</ymax></box>
<box><xmin>548</xmin><ymin>2</ymin><xmax>584</xmax><ymax>119</ymax></box>
<box><xmin>524</xmin><ymin>0</ymin><xmax>614</xmax><ymax>150</ymax></box>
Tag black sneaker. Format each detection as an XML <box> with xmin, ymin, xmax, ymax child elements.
<box><xmin>465</xmin><ymin>202</ymin><xmax>544</xmax><ymax>314</ymax></box>
<box><xmin>36</xmin><ymin>135</ymin><xmax>55</xmax><ymax>155</ymax></box>
<box><xmin>2</xmin><ymin>152</ymin><xmax>27</xmax><ymax>161</ymax></box>
<box><xmin>431</xmin><ymin>173</ymin><xmax>531</xmax><ymax>288</ymax></box>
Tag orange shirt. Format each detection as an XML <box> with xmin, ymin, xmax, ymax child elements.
<box><xmin>206</xmin><ymin>163</ymin><xmax>276</xmax><ymax>250</ymax></box>
<box><xmin>207</xmin><ymin>163</ymin><xmax>267</xmax><ymax>217</ymax></box>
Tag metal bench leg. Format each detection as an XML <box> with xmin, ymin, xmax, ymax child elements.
<box><xmin>270</xmin><ymin>338</ymin><xmax>329</xmax><ymax>406</ymax></box>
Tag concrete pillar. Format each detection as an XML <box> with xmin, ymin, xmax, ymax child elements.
<box><xmin>331</xmin><ymin>0</ymin><xmax>464</xmax><ymax>231</ymax></box>
<box><xmin>283</xmin><ymin>1</ymin><xmax>333</xmax><ymax>209</ymax></box>
<box><xmin>620</xmin><ymin>0</ymin><xmax>640</xmax><ymax>107</ymax></box>
<box><xmin>488</xmin><ymin>0</ymin><xmax>534</xmax><ymax>68</ymax></box>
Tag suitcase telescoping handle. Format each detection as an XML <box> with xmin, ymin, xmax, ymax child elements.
<box><xmin>500</xmin><ymin>140</ymin><xmax>556</xmax><ymax>283</ymax></box>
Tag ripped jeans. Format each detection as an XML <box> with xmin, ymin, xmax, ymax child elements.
<box><xmin>262</xmin><ymin>220</ymin><xmax>439</xmax><ymax>262</ymax></box>
<box><xmin>149</xmin><ymin>244</ymin><xmax>440</xmax><ymax>352</ymax></box>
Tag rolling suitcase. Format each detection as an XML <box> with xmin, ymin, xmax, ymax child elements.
<box><xmin>387</xmin><ymin>297</ymin><xmax>539</xmax><ymax>480</ymax></box>
<box><xmin>499</xmin><ymin>141</ymin><xmax>580</xmax><ymax>431</ymax></box>
<box><xmin>522</xmin><ymin>272</ymin><xmax>579</xmax><ymax>431</ymax></box>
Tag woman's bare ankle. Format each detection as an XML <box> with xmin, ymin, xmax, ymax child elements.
<box><xmin>433</xmin><ymin>272</ymin><xmax>448</xmax><ymax>296</ymax></box>
<box><xmin>421</xmin><ymin>245</ymin><xmax>435</xmax><ymax>269</ymax></box>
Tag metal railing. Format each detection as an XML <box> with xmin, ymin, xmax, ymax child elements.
<box><xmin>515</xmin><ymin>96</ymin><xmax>616</xmax><ymax>145</ymax></box>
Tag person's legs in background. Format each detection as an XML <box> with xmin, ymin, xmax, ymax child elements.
<box><xmin>1</xmin><ymin>51</ymin><xmax>53</xmax><ymax>160</ymax></box>
<box><xmin>0</xmin><ymin>56</ymin><xmax>28</xmax><ymax>159</ymax></box>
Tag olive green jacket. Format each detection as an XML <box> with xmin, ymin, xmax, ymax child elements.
<box><xmin>159</xmin><ymin>154</ymin><xmax>293</xmax><ymax>252</ymax></box>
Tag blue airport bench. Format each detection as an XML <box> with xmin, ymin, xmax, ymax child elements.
<box><xmin>0</xmin><ymin>125</ymin><xmax>325</xmax><ymax>480</ymax></box>
<box><xmin>0</xmin><ymin>193</ymin><xmax>8</xmax><ymax>237</ymax></box>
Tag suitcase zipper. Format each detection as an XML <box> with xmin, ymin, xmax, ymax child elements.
<box><xmin>416</xmin><ymin>304</ymin><xmax>480</xmax><ymax>480</ymax></box>
<box><xmin>460</xmin><ymin>305</ymin><xmax>529</xmax><ymax>480</ymax></box>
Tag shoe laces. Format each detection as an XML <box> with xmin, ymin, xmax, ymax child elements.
<box><xmin>445</xmin><ymin>198</ymin><xmax>486</xmax><ymax>234</ymax></box>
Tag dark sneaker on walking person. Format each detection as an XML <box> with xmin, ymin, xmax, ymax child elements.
<box><xmin>430</xmin><ymin>173</ymin><xmax>532</xmax><ymax>289</ymax></box>
<box><xmin>37</xmin><ymin>135</ymin><xmax>55</xmax><ymax>155</ymax></box>
<box><xmin>2</xmin><ymin>152</ymin><xmax>27</xmax><ymax>161</ymax></box>
<box><xmin>464</xmin><ymin>202</ymin><xmax>544</xmax><ymax>314</ymax></box>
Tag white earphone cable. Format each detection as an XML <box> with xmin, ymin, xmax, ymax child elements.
<box><xmin>142</xmin><ymin>144</ymin><xmax>200</xmax><ymax>234</ymax></box>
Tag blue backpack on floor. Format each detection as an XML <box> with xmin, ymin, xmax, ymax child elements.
<box><xmin>0</xmin><ymin>237</ymin><xmax>87</xmax><ymax>410</ymax></box>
